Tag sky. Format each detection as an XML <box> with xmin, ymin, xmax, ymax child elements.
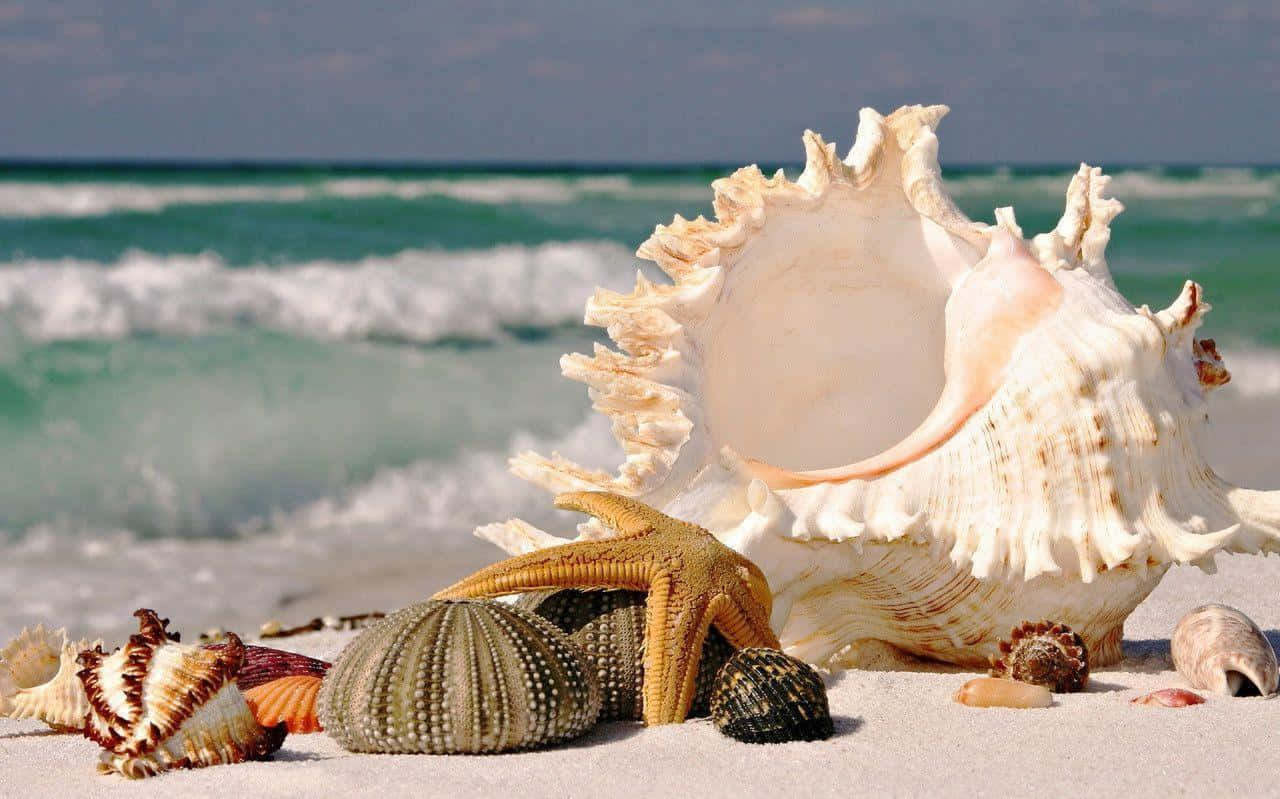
<box><xmin>2</xmin><ymin>1</ymin><xmax>1279</xmax><ymax>163</ymax></box>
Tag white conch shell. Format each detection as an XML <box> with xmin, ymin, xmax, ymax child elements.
<box><xmin>0</xmin><ymin>624</ymin><xmax>101</xmax><ymax>730</ymax></box>
<box><xmin>1171</xmin><ymin>603</ymin><xmax>1278</xmax><ymax>696</ymax></box>
<box><xmin>77</xmin><ymin>609</ymin><xmax>285</xmax><ymax>779</ymax></box>
<box><xmin>475</xmin><ymin>104</ymin><xmax>1280</xmax><ymax>669</ymax></box>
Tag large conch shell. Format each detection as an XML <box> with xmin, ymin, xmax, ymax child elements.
<box><xmin>476</xmin><ymin>104</ymin><xmax>1280</xmax><ymax>669</ymax></box>
<box><xmin>0</xmin><ymin>624</ymin><xmax>102</xmax><ymax>731</ymax></box>
<box><xmin>77</xmin><ymin>609</ymin><xmax>286</xmax><ymax>779</ymax></box>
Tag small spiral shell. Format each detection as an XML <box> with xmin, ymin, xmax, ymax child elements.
<box><xmin>317</xmin><ymin>599</ymin><xmax>601</xmax><ymax>754</ymax></box>
<box><xmin>988</xmin><ymin>619</ymin><xmax>1089</xmax><ymax>693</ymax></box>
<box><xmin>1171</xmin><ymin>604</ymin><xmax>1278</xmax><ymax>696</ymax></box>
<box><xmin>516</xmin><ymin>589</ymin><xmax>734</xmax><ymax>721</ymax></box>
<box><xmin>709</xmin><ymin>648</ymin><xmax>833</xmax><ymax>743</ymax></box>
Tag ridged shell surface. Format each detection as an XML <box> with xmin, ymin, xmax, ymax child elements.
<box><xmin>317</xmin><ymin>599</ymin><xmax>602</xmax><ymax>754</ymax></box>
<box><xmin>76</xmin><ymin>609</ymin><xmax>286</xmax><ymax>779</ymax></box>
<box><xmin>516</xmin><ymin>589</ymin><xmax>734</xmax><ymax>721</ymax></box>
<box><xmin>1171</xmin><ymin>604</ymin><xmax>1278</xmax><ymax>696</ymax></box>
<box><xmin>0</xmin><ymin>624</ymin><xmax>101</xmax><ymax>731</ymax></box>
<box><xmin>709</xmin><ymin>648</ymin><xmax>832</xmax><ymax>743</ymax></box>
<box><xmin>475</xmin><ymin>103</ymin><xmax>1280</xmax><ymax>671</ymax></box>
<box><xmin>203</xmin><ymin>643</ymin><xmax>331</xmax><ymax>691</ymax></box>
<box><xmin>245</xmin><ymin>675</ymin><xmax>323</xmax><ymax>734</ymax></box>
<box><xmin>989</xmin><ymin>620</ymin><xmax>1089</xmax><ymax>693</ymax></box>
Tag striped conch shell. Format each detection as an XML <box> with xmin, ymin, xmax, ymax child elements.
<box><xmin>475</xmin><ymin>103</ymin><xmax>1280</xmax><ymax>670</ymax></box>
<box><xmin>1171</xmin><ymin>603</ymin><xmax>1278</xmax><ymax>696</ymax></box>
<box><xmin>77</xmin><ymin>609</ymin><xmax>286</xmax><ymax>779</ymax></box>
<box><xmin>0</xmin><ymin>624</ymin><xmax>101</xmax><ymax>731</ymax></box>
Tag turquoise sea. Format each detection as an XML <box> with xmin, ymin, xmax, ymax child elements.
<box><xmin>1</xmin><ymin>161</ymin><xmax>1279</xmax><ymax>555</ymax></box>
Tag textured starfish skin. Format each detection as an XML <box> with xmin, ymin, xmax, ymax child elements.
<box><xmin>434</xmin><ymin>491</ymin><xmax>780</xmax><ymax>725</ymax></box>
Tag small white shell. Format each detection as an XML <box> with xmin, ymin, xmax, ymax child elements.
<box><xmin>1171</xmin><ymin>604</ymin><xmax>1278</xmax><ymax>696</ymax></box>
<box><xmin>0</xmin><ymin>624</ymin><xmax>101</xmax><ymax>730</ymax></box>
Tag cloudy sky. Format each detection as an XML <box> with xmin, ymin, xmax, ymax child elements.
<box><xmin>2</xmin><ymin>1</ymin><xmax>1279</xmax><ymax>163</ymax></box>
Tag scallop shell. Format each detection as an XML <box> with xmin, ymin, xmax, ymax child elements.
<box><xmin>76</xmin><ymin>609</ymin><xmax>286</xmax><ymax>779</ymax></box>
<box><xmin>475</xmin><ymin>103</ymin><xmax>1280</xmax><ymax>670</ymax></box>
<box><xmin>988</xmin><ymin>620</ymin><xmax>1088</xmax><ymax>693</ymax></box>
<box><xmin>1131</xmin><ymin>688</ymin><xmax>1206</xmax><ymax>707</ymax></box>
<box><xmin>953</xmin><ymin>677</ymin><xmax>1053</xmax><ymax>709</ymax></box>
<box><xmin>0</xmin><ymin>624</ymin><xmax>102</xmax><ymax>731</ymax></box>
<box><xmin>1171</xmin><ymin>603</ymin><xmax>1278</xmax><ymax>696</ymax></box>
<box><xmin>709</xmin><ymin>648</ymin><xmax>832</xmax><ymax>743</ymax></box>
<box><xmin>244</xmin><ymin>675</ymin><xmax>323</xmax><ymax>734</ymax></box>
<box><xmin>516</xmin><ymin>589</ymin><xmax>734</xmax><ymax>721</ymax></box>
<box><xmin>317</xmin><ymin>599</ymin><xmax>601</xmax><ymax>754</ymax></box>
<box><xmin>202</xmin><ymin>643</ymin><xmax>331</xmax><ymax>691</ymax></box>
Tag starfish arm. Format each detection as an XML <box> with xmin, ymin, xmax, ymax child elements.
<box><xmin>555</xmin><ymin>491</ymin><xmax>699</xmax><ymax>538</ymax></box>
<box><xmin>433</xmin><ymin>540</ymin><xmax>654</xmax><ymax>599</ymax></box>
<box><xmin>640</xmin><ymin>572</ymin><xmax>713</xmax><ymax>726</ymax></box>
<box><xmin>712</xmin><ymin>593</ymin><xmax>782</xmax><ymax>651</ymax></box>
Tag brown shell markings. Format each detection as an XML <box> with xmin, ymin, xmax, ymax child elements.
<box><xmin>989</xmin><ymin>620</ymin><xmax>1089</xmax><ymax>693</ymax></box>
<box><xmin>244</xmin><ymin>675</ymin><xmax>323</xmax><ymax>734</ymax></box>
<box><xmin>202</xmin><ymin>642</ymin><xmax>331</xmax><ymax>691</ymax></box>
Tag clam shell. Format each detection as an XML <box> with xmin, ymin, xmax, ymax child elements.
<box><xmin>203</xmin><ymin>643</ymin><xmax>331</xmax><ymax>691</ymax></box>
<box><xmin>474</xmin><ymin>104</ymin><xmax>1280</xmax><ymax>671</ymax></box>
<box><xmin>77</xmin><ymin>609</ymin><xmax>286</xmax><ymax>779</ymax></box>
<box><xmin>1171</xmin><ymin>603</ymin><xmax>1278</xmax><ymax>696</ymax></box>
<box><xmin>317</xmin><ymin>599</ymin><xmax>601</xmax><ymax>754</ymax></box>
<box><xmin>988</xmin><ymin>620</ymin><xmax>1088</xmax><ymax>693</ymax></box>
<box><xmin>0</xmin><ymin>624</ymin><xmax>102</xmax><ymax>731</ymax></box>
<box><xmin>953</xmin><ymin>677</ymin><xmax>1053</xmax><ymax>709</ymax></box>
<box><xmin>1131</xmin><ymin>688</ymin><xmax>1206</xmax><ymax>708</ymax></box>
<box><xmin>709</xmin><ymin>648</ymin><xmax>832</xmax><ymax>743</ymax></box>
<box><xmin>516</xmin><ymin>589</ymin><xmax>734</xmax><ymax>721</ymax></box>
<box><xmin>244</xmin><ymin>675</ymin><xmax>323</xmax><ymax>734</ymax></box>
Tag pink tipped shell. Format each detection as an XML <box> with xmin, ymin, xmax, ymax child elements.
<box><xmin>1131</xmin><ymin>688</ymin><xmax>1206</xmax><ymax>708</ymax></box>
<box><xmin>953</xmin><ymin>677</ymin><xmax>1052</xmax><ymax>708</ymax></box>
<box><xmin>244</xmin><ymin>675</ymin><xmax>323</xmax><ymax>734</ymax></box>
<box><xmin>203</xmin><ymin>643</ymin><xmax>330</xmax><ymax>691</ymax></box>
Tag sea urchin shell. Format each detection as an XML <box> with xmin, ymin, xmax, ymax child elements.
<box><xmin>988</xmin><ymin>620</ymin><xmax>1089</xmax><ymax>693</ymax></box>
<box><xmin>317</xmin><ymin>599</ymin><xmax>601</xmax><ymax>754</ymax></box>
<box><xmin>1171</xmin><ymin>603</ymin><xmax>1278</xmax><ymax>696</ymax></box>
<box><xmin>516</xmin><ymin>589</ymin><xmax>734</xmax><ymax>721</ymax></box>
<box><xmin>709</xmin><ymin>648</ymin><xmax>833</xmax><ymax>743</ymax></box>
<box><xmin>76</xmin><ymin>609</ymin><xmax>286</xmax><ymax>779</ymax></box>
<box><xmin>244</xmin><ymin>675</ymin><xmax>323</xmax><ymax>734</ymax></box>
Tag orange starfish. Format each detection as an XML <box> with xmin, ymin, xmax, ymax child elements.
<box><xmin>434</xmin><ymin>491</ymin><xmax>780</xmax><ymax>725</ymax></box>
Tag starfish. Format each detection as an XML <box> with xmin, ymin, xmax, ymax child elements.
<box><xmin>434</xmin><ymin>491</ymin><xmax>780</xmax><ymax>725</ymax></box>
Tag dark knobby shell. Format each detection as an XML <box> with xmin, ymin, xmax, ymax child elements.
<box><xmin>317</xmin><ymin>599</ymin><xmax>602</xmax><ymax>754</ymax></box>
<box><xmin>516</xmin><ymin>589</ymin><xmax>734</xmax><ymax>721</ymax></box>
<box><xmin>988</xmin><ymin>619</ymin><xmax>1089</xmax><ymax>693</ymax></box>
<box><xmin>709</xmin><ymin>648</ymin><xmax>833</xmax><ymax>744</ymax></box>
<box><xmin>202</xmin><ymin>643</ymin><xmax>331</xmax><ymax>691</ymax></box>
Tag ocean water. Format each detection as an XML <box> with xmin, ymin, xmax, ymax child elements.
<box><xmin>2</xmin><ymin>162</ymin><xmax>1279</xmax><ymax>639</ymax></box>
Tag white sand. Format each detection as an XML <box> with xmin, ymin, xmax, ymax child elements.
<box><xmin>3</xmin><ymin>553</ymin><xmax>1279</xmax><ymax>798</ymax></box>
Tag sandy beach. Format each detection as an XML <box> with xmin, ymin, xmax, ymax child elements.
<box><xmin>1</xmin><ymin>552</ymin><xmax>1278</xmax><ymax>798</ymax></box>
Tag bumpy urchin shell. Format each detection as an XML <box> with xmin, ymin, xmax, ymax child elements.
<box><xmin>0</xmin><ymin>624</ymin><xmax>102</xmax><ymax>731</ymax></box>
<box><xmin>1171</xmin><ymin>603</ymin><xmax>1279</xmax><ymax>696</ymax></box>
<box><xmin>317</xmin><ymin>599</ymin><xmax>602</xmax><ymax>754</ymax></box>
<box><xmin>709</xmin><ymin>648</ymin><xmax>833</xmax><ymax>744</ymax></box>
<box><xmin>76</xmin><ymin>609</ymin><xmax>286</xmax><ymax>779</ymax></box>
<box><xmin>988</xmin><ymin>620</ymin><xmax>1089</xmax><ymax>693</ymax></box>
<box><xmin>244</xmin><ymin>675</ymin><xmax>323</xmax><ymax>734</ymax></box>
<box><xmin>515</xmin><ymin>589</ymin><xmax>734</xmax><ymax>721</ymax></box>
<box><xmin>202</xmin><ymin>643</ymin><xmax>331</xmax><ymax>691</ymax></box>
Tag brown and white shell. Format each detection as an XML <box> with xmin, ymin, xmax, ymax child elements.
<box><xmin>76</xmin><ymin>609</ymin><xmax>286</xmax><ymax>779</ymax></box>
<box><xmin>202</xmin><ymin>642</ymin><xmax>331</xmax><ymax>691</ymax></box>
<box><xmin>1171</xmin><ymin>603</ymin><xmax>1278</xmax><ymax>696</ymax></box>
<box><xmin>0</xmin><ymin>624</ymin><xmax>102</xmax><ymax>731</ymax></box>
<box><xmin>988</xmin><ymin>620</ymin><xmax>1088</xmax><ymax>693</ymax></box>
